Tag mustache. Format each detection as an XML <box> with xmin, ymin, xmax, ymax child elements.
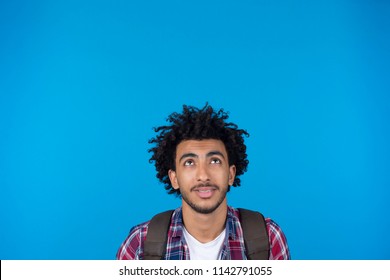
<box><xmin>191</xmin><ymin>183</ymin><xmax>220</xmax><ymax>191</ymax></box>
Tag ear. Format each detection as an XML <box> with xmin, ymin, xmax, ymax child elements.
<box><xmin>168</xmin><ymin>169</ymin><xmax>179</xmax><ymax>190</ymax></box>
<box><xmin>228</xmin><ymin>165</ymin><xmax>236</xmax><ymax>186</ymax></box>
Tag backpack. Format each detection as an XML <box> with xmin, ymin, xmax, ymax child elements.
<box><xmin>144</xmin><ymin>208</ymin><xmax>269</xmax><ymax>260</ymax></box>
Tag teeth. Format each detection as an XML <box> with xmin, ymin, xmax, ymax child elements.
<box><xmin>198</xmin><ymin>190</ymin><xmax>211</xmax><ymax>193</ymax></box>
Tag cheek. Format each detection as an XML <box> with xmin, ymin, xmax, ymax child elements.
<box><xmin>176</xmin><ymin>169</ymin><xmax>195</xmax><ymax>184</ymax></box>
<box><xmin>212</xmin><ymin>169</ymin><xmax>231</xmax><ymax>182</ymax></box>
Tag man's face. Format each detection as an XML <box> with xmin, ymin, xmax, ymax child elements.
<box><xmin>168</xmin><ymin>139</ymin><xmax>236</xmax><ymax>214</ymax></box>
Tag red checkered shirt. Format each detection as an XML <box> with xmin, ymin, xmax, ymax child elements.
<box><xmin>116</xmin><ymin>206</ymin><xmax>290</xmax><ymax>260</ymax></box>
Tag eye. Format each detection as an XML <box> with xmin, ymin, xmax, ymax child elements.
<box><xmin>211</xmin><ymin>158</ymin><xmax>222</xmax><ymax>164</ymax></box>
<box><xmin>184</xmin><ymin>160</ymin><xmax>194</xmax><ymax>166</ymax></box>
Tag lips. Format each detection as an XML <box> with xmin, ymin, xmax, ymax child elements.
<box><xmin>192</xmin><ymin>185</ymin><xmax>218</xmax><ymax>199</ymax></box>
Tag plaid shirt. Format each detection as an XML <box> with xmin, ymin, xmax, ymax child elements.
<box><xmin>116</xmin><ymin>206</ymin><xmax>290</xmax><ymax>260</ymax></box>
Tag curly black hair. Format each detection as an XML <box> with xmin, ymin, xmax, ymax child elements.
<box><xmin>148</xmin><ymin>103</ymin><xmax>249</xmax><ymax>195</ymax></box>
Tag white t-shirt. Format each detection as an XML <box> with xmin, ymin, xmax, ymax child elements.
<box><xmin>182</xmin><ymin>227</ymin><xmax>226</xmax><ymax>260</ymax></box>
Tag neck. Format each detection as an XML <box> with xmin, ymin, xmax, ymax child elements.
<box><xmin>181</xmin><ymin>200</ymin><xmax>228</xmax><ymax>243</ymax></box>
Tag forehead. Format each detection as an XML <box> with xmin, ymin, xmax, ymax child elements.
<box><xmin>175</xmin><ymin>139</ymin><xmax>228</xmax><ymax>157</ymax></box>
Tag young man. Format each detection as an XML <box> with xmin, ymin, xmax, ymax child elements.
<box><xmin>116</xmin><ymin>104</ymin><xmax>290</xmax><ymax>260</ymax></box>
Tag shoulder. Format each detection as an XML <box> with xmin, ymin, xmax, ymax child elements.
<box><xmin>265</xmin><ymin>218</ymin><xmax>291</xmax><ymax>260</ymax></box>
<box><xmin>116</xmin><ymin>221</ymin><xmax>149</xmax><ymax>260</ymax></box>
<box><xmin>228</xmin><ymin>207</ymin><xmax>290</xmax><ymax>260</ymax></box>
<box><xmin>116</xmin><ymin>208</ymin><xmax>181</xmax><ymax>260</ymax></box>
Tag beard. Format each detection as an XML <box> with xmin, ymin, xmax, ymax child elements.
<box><xmin>180</xmin><ymin>183</ymin><xmax>228</xmax><ymax>214</ymax></box>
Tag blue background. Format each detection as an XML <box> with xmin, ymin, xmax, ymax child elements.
<box><xmin>1</xmin><ymin>0</ymin><xmax>389</xmax><ymax>260</ymax></box>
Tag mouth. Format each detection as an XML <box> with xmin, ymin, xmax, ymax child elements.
<box><xmin>192</xmin><ymin>185</ymin><xmax>218</xmax><ymax>199</ymax></box>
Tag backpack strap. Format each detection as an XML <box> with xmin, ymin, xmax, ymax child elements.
<box><xmin>143</xmin><ymin>208</ymin><xmax>270</xmax><ymax>260</ymax></box>
<box><xmin>143</xmin><ymin>210</ymin><xmax>174</xmax><ymax>260</ymax></box>
<box><xmin>238</xmin><ymin>208</ymin><xmax>270</xmax><ymax>260</ymax></box>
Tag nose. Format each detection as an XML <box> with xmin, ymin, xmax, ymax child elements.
<box><xmin>196</xmin><ymin>162</ymin><xmax>210</xmax><ymax>182</ymax></box>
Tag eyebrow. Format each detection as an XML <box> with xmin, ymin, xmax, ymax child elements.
<box><xmin>179</xmin><ymin>151</ymin><xmax>225</xmax><ymax>162</ymax></box>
